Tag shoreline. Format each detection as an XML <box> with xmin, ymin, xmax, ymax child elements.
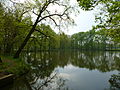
<box><xmin>0</xmin><ymin>56</ymin><xmax>30</xmax><ymax>87</ymax></box>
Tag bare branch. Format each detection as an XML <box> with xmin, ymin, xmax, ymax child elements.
<box><xmin>38</xmin><ymin>14</ymin><xmax>60</xmax><ymax>22</ymax></box>
<box><xmin>34</xmin><ymin>29</ymin><xmax>50</xmax><ymax>38</ymax></box>
<box><xmin>32</xmin><ymin>9</ymin><xmax>39</xmax><ymax>16</ymax></box>
<box><xmin>38</xmin><ymin>6</ymin><xmax>71</xmax><ymax>23</ymax></box>
<box><xmin>54</xmin><ymin>1</ymin><xmax>68</xmax><ymax>8</ymax></box>
<box><xmin>45</xmin><ymin>10</ymin><xmax>58</xmax><ymax>26</ymax></box>
<box><xmin>46</xmin><ymin>10</ymin><xmax>50</xmax><ymax>14</ymax></box>
<box><xmin>9</xmin><ymin>0</ymin><xmax>23</xmax><ymax>5</ymax></box>
<box><xmin>38</xmin><ymin>73</ymin><xmax>57</xmax><ymax>90</ymax></box>
<box><xmin>49</xmin><ymin>17</ymin><xmax>58</xmax><ymax>26</ymax></box>
<box><xmin>39</xmin><ymin>0</ymin><xmax>54</xmax><ymax>16</ymax></box>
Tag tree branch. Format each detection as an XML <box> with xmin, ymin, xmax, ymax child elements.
<box><xmin>34</xmin><ymin>29</ymin><xmax>50</xmax><ymax>38</ymax></box>
<box><xmin>32</xmin><ymin>8</ymin><xmax>39</xmax><ymax>16</ymax></box>
<box><xmin>38</xmin><ymin>6</ymin><xmax>71</xmax><ymax>23</ymax></box>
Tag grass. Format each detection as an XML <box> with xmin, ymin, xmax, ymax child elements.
<box><xmin>0</xmin><ymin>56</ymin><xmax>30</xmax><ymax>77</ymax></box>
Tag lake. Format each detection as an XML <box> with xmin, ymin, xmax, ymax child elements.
<box><xmin>2</xmin><ymin>51</ymin><xmax>120</xmax><ymax>90</ymax></box>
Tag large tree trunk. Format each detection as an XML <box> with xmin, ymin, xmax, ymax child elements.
<box><xmin>13</xmin><ymin>28</ymin><xmax>34</xmax><ymax>58</ymax></box>
<box><xmin>13</xmin><ymin>11</ymin><xmax>42</xmax><ymax>58</ymax></box>
<box><xmin>13</xmin><ymin>24</ymin><xmax>37</xmax><ymax>58</ymax></box>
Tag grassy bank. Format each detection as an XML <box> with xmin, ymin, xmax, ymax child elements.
<box><xmin>0</xmin><ymin>56</ymin><xmax>30</xmax><ymax>77</ymax></box>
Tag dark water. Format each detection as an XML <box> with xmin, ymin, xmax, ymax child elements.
<box><xmin>2</xmin><ymin>51</ymin><xmax>120</xmax><ymax>90</ymax></box>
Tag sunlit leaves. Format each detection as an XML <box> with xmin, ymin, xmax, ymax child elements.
<box><xmin>94</xmin><ymin>0</ymin><xmax>120</xmax><ymax>43</ymax></box>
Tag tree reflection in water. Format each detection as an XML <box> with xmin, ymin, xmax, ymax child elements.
<box><xmin>25</xmin><ymin>51</ymin><xmax>68</xmax><ymax>90</ymax></box>
<box><xmin>29</xmin><ymin>72</ymin><xmax>68</xmax><ymax>90</ymax></box>
<box><xmin>109</xmin><ymin>73</ymin><xmax>120</xmax><ymax>90</ymax></box>
<box><xmin>7</xmin><ymin>72</ymin><xmax>68</xmax><ymax>90</ymax></box>
<box><xmin>6</xmin><ymin>51</ymin><xmax>120</xmax><ymax>90</ymax></box>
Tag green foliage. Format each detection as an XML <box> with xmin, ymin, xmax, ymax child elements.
<box><xmin>25</xmin><ymin>24</ymin><xmax>72</xmax><ymax>51</ymax></box>
<box><xmin>71</xmin><ymin>27</ymin><xmax>120</xmax><ymax>50</ymax></box>
<box><xmin>77</xmin><ymin>0</ymin><xmax>120</xmax><ymax>44</ymax></box>
<box><xmin>59</xmin><ymin>32</ymin><xmax>71</xmax><ymax>49</ymax></box>
<box><xmin>0</xmin><ymin>1</ymin><xmax>72</xmax><ymax>52</ymax></box>
<box><xmin>0</xmin><ymin>2</ymin><xmax>32</xmax><ymax>54</ymax></box>
<box><xmin>0</xmin><ymin>56</ymin><xmax>30</xmax><ymax>76</ymax></box>
<box><xmin>77</xmin><ymin>0</ymin><xmax>98</xmax><ymax>10</ymax></box>
<box><xmin>0</xmin><ymin>0</ymin><xmax>119</xmax><ymax>55</ymax></box>
<box><xmin>77</xmin><ymin>0</ymin><xmax>110</xmax><ymax>10</ymax></box>
<box><xmin>95</xmin><ymin>0</ymin><xmax>120</xmax><ymax>42</ymax></box>
<box><xmin>7</xmin><ymin>61</ymin><xmax>29</xmax><ymax>76</ymax></box>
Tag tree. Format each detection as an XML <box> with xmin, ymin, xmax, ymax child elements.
<box><xmin>13</xmin><ymin>0</ymin><xmax>74</xmax><ymax>58</ymax></box>
<box><xmin>77</xmin><ymin>0</ymin><xmax>110</xmax><ymax>10</ymax></box>
<box><xmin>27</xmin><ymin>24</ymin><xmax>60</xmax><ymax>51</ymax></box>
<box><xmin>106</xmin><ymin>1</ymin><xmax>120</xmax><ymax>42</ymax></box>
<box><xmin>59</xmin><ymin>32</ymin><xmax>71</xmax><ymax>49</ymax></box>
<box><xmin>95</xmin><ymin>0</ymin><xmax>120</xmax><ymax>43</ymax></box>
<box><xmin>0</xmin><ymin>2</ymin><xmax>32</xmax><ymax>54</ymax></box>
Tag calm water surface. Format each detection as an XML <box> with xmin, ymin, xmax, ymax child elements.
<box><xmin>2</xmin><ymin>51</ymin><xmax>120</xmax><ymax>90</ymax></box>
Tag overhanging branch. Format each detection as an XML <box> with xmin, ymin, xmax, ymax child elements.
<box><xmin>38</xmin><ymin>7</ymin><xmax>71</xmax><ymax>23</ymax></box>
<box><xmin>34</xmin><ymin>29</ymin><xmax>50</xmax><ymax>38</ymax></box>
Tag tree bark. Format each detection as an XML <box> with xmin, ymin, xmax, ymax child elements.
<box><xmin>13</xmin><ymin>19</ymin><xmax>40</xmax><ymax>58</ymax></box>
<box><xmin>13</xmin><ymin>7</ymin><xmax>44</xmax><ymax>58</ymax></box>
<box><xmin>13</xmin><ymin>28</ymin><xmax>34</xmax><ymax>58</ymax></box>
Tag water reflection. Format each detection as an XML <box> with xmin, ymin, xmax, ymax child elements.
<box><xmin>25</xmin><ymin>51</ymin><xmax>120</xmax><ymax>72</ymax></box>
<box><xmin>109</xmin><ymin>73</ymin><xmax>120</xmax><ymax>90</ymax></box>
<box><xmin>30</xmin><ymin>73</ymin><xmax>68</xmax><ymax>90</ymax></box>
<box><xmin>22</xmin><ymin>51</ymin><xmax>68</xmax><ymax>90</ymax></box>
<box><xmin>3</xmin><ymin>51</ymin><xmax>120</xmax><ymax>90</ymax></box>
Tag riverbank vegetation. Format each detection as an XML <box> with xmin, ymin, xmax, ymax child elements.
<box><xmin>0</xmin><ymin>56</ymin><xmax>29</xmax><ymax>77</ymax></box>
<box><xmin>0</xmin><ymin>0</ymin><xmax>119</xmax><ymax>77</ymax></box>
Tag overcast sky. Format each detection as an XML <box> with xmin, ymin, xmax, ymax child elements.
<box><xmin>64</xmin><ymin>9</ymin><xmax>97</xmax><ymax>35</ymax></box>
<box><xmin>18</xmin><ymin>0</ymin><xmax>97</xmax><ymax>35</ymax></box>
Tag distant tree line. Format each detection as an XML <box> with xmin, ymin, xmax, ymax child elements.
<box><xmin>71</xmin><ymin>29</ymin><xmax>120</xmax><ymax>50</ymax></box>
<box><xmin>0</xmin><ymin>0</ymin><xmax>119</xmax><ymax>57</ymax></box>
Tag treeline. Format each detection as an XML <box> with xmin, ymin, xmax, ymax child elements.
<box><xmin>0</xmin><ymin>0</ymin><xmax>120</xmax><ymax>55</ymax></box>
<box><xmin>71</xmin><ymin>0</ymin><xmax>120</xmax><ymax>50</ymax></box>
<box><xmin>0</xmin><ymin>2</ymin><xmax>71</xmax><ymax>53</ymax></box>
<box><xmin>0</xmin><ymin>3</ymin><xmax>32</xmax><ymax>54</ymax></box>
<box><xmin>71</xmin><ymin>29</ymin><xmax>120</xmax><ymax>50</ymax></box>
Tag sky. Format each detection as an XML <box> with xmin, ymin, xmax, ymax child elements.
<box><xmin>17</xmin><ymin>0</ymin><xmax>97</xmax><ymax>35</ymax></box>
<box><xmin>64</xmin><ymin>9</ymin><xmax>97</xmax><ymax>35</ymax></box>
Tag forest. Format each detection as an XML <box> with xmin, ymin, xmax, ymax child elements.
<box><xmin>0</xmin><ymin>0</ymin><xmax>120</xmax><ymax>58</ymax></box>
